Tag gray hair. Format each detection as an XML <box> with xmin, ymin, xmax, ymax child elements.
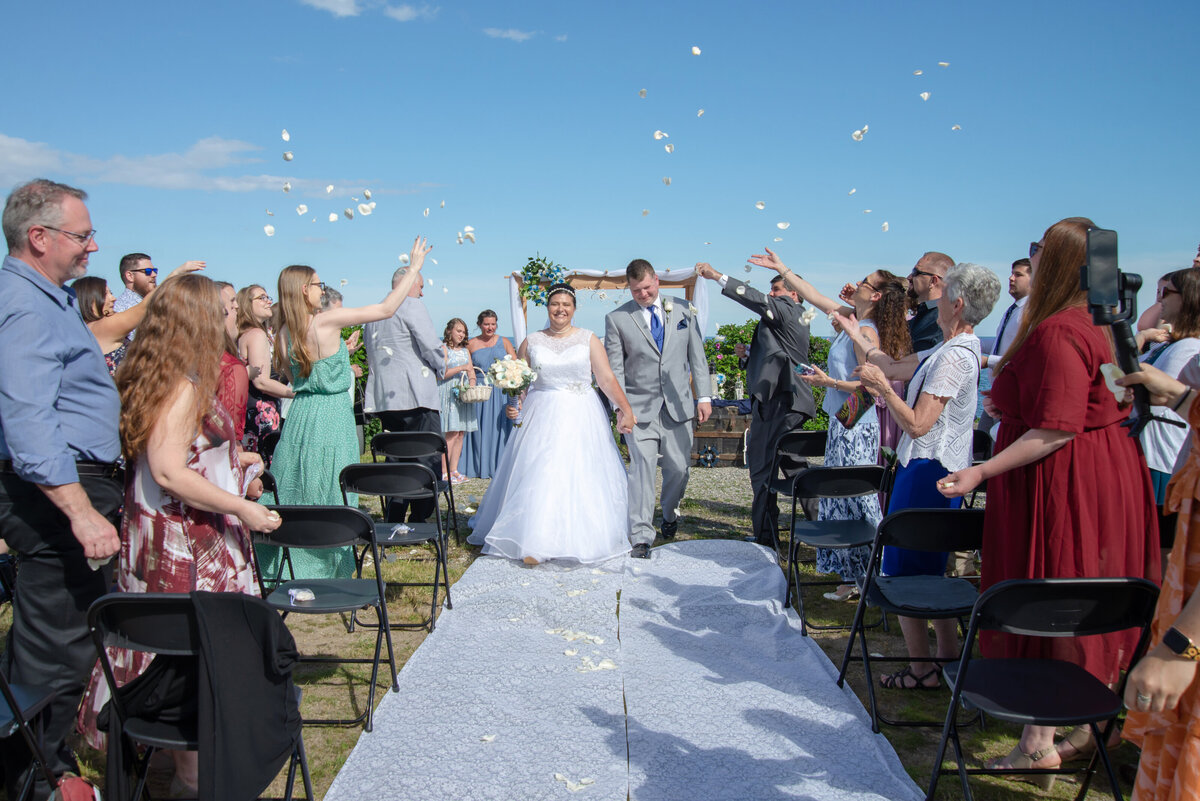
<box><xmin>391</xmin><ymin>267</ymin><xmax>407</xmax><ymax>288</ymax></box>
<box><xmin>320</xmin><ymin>286</ymin><xmax>343</xmax><ymax>310</ymax></box>
<box><xmin>943</xmin><ymin>262</ymin><xmax>1002</xmax><ymax>326</ymax></box>
<box><xmin>3</xmin><ymin>179</ymin><xmax>87</xmax><ymax>252</ymax></box>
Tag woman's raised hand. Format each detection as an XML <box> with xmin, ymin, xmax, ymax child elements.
<box><xmin>407</xmin><ymin>236</ymin><xmax>433</xmax><ymax>272</ymax></box>
<box><xmin>747</xmin><ymin>247</ymin><xmax>787</xmax><ymax>274</ymax></box>
<box><xmin>838</xmin><ymin>283</ymin><xmax>856</xmax><ymax>304</ymax></box>
<box><xmin>1115</xmin><ymin>362</ymin><xmax>1188</xmax><ymax>406</ymax></box>
<box><xmin>167</xmin><ymin>260</ymin><xmax>207</xmax><ymax>280</ymax></box>
<box><xmin>832</xmin><ymin>310</ymin><xmax>860</xmax><ymax>339</ymax></box>
<box><xmin>854</xmin><ymin>363</ymin><xmax>888</xmax><ymax>396</ymax></box>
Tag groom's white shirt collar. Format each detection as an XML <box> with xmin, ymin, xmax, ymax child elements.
<box><xmin>638</xmin><ymin>295</ymin><xmax>664</xmax><ymax>328</ymax></box>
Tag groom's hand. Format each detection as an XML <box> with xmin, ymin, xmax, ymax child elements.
<box><xmin>696</xmin><ymin>400</ymin><xmax>712</xmax><ymax>424</ymax></box>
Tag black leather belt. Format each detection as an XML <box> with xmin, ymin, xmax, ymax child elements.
<box><xmin>0</xmin><ymin>460</ymin><xmax>123</xmax><ymax>480</ymax></box>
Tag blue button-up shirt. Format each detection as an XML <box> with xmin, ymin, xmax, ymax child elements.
<box><xmin>0</xmin><ymin>255</ymin><xmax>120</xmax><ymax>485</ymax></box>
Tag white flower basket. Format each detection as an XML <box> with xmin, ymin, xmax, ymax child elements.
<box><xmin>457</xmin><ymin>367</ymin><xmax>492</xmax><ymax>403</ymax></box>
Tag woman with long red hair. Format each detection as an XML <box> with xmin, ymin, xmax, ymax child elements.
<box><xmin>77</xmin><ymin>273</ymin><xmax>281</xmax><ymax>794</ymax></box>
<box><xmin>940</xmin><ymin>217</ymin><xmax>1160</xmax><ymax>787</ymax></box>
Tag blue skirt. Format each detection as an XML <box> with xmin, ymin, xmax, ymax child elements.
<box><xmin>880</xmin><ymin>458</ymin><xmax>962</xmax><ymax>577</ymax></box>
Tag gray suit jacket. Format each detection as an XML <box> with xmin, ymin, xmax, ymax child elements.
<box><xmin>363</xmin><ymin>298</ymin><xmax>444</xmax><ymax>413</ymax></box>
<box><xmin>604</xmin><ymin>295</ymin><xmax>710</xmax><ymax>424</ymax></box>
<box><xmin>722</xmin><ymin>278</ymin><xmax>816</xmax><ymax>418</ymax></box>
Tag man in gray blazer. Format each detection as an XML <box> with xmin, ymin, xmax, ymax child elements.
<box><xmin>696</xmin><ymin>263</ymin><xmax>817</xmax><ymax>547</ymax></box>
<box><xmin>364</xmin><ymin>267</ymin><xmax>444</xmax><ymax>521</ymax></box>
<box><xmin>605</xmin><ymin>259</ymin><xmax>711</xmax><ymax>558</ymax></box>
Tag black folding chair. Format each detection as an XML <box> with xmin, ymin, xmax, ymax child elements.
<box><xmin>258</xmin><ymin>429</ymin><xmax>282</xmax><ymax>470</ymax></box>
<box><xmin>836</xmin><ymin>507</ymin><xmax>986</xmax><ymax>732</ymax></box>
<box><xmin>340</xmin><ymin>462</ymin><xmax>452</xmax><ymax>631</ymax></box>
<box><xmin>785</xmin><ymin>464</ymin><xmax>887</xmax><ymax>636</ymax></box>
<box><xmin>767</xmin><ymin>429</ymin><xmax>827</xmax><ymax>557</ymax></box>
<box><xmin>0</xmin><ymin>662</ymin><xmax>57</xmax><ymax>801</ymax></box>
<box><xmin>88</xmin><ymin>592</ymin><xmax>313</xmax><ymax>801</ymax></box>
<box><xmin>254</xmin><ymin>505</ymin><xmax>399</xmax><ymax>731</ymax></box>
<box><xmin>927</xmin><ymin>577</ymin><xmax>1159</xmax><ymax>801</ymax></box>
<box><xmin>371</xmin><ymin>431</ymin><xmax>460</xmax><ymax>537</ymax></box>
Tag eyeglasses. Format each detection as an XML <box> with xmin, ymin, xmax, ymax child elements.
<box><xmin>41</xmin><ymin>225</ymin><xmax>97</xmax><ymax>246</ymax></box>
<box><xmin>857</xmin><ymin>277</ymin><xmax>881</xmax><ymax>291</ymax></box>
<box><xmin>910</xmin><ymin>268</ymin><xmax>939</xmax><ymax>280</ymax></box>
<box><xmin>1029</xmin><ymin>241</ymin><xmax>1044</xmax><ymax>258</ymax></box>
<box><xmin>306</xmin><ymin>281</ymin><xmax>328</xmax><ymax>291</ymax></box>
<box><xmin>251</xmin><ymin>293</ymin><xmax>272</xmax><ymax>303</ymax></box>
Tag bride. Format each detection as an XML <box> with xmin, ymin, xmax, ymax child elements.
<box><xmin>468</xmin><ymin>283</ymin><xmax>636</xmax><ymax>564</ymax></box>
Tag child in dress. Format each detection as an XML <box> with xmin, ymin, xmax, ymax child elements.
<box><xmin>438</xmin><ymin>318</ymin><xmax>479</xmax><ymax>484</ymax></box>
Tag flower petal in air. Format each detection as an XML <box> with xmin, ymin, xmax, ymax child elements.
<box><xmin>848</xmin><ymin>188</ymin><xmax>856</xmax><ymax>195</ymax></box>
<box><xmin>638</xmin><ymin>88</ymin><xmax>647</xmax><ymax>98</ymax></box>
<box><xmin>282</xmin><ymin>151</ymin><xmax>293</xmax><ymax>161</ymax></box>
<box><xmin>326</xmin><ymin>184</ymin><xmax>334</xmax><ymax>194</ymax></box>
<box><xmin>297</xmin><ymin>204</ymin><xmax>308</xmax><ymax>215</ymax></box>
<box><xmin>664</xmin><ymin>143</ymin><xmax>674</xmax><ymax>154</ymax></box>
<box><xmin>266</xmin><ymin>209</ymin><xmax>274</xmax><ymax>216</ymax></box>
<box><xmin>339</xmin><ymin>279</ymin><xmax>348</xmax><ymax>287</ymax></box>
<box><xmin>642</xmin><ymin>209</ymin><xmax>649</xmax><ymax>216</ymax></box>
<box><xmin>697</xmin><ymin>108</ymin><xmax>705</xmax><ymax>117</ymax></box>
<box><xmin>358</xmin><ymin>203</ymin><xmax>372</xmax><ymax>216</ymax></box>
<box><xmin>755</xmin><ymin>201</ymin><xmax>765</xmax><ymax>210</ymax></box>
<box><xmin>691</xmin><ymin>46</ymin><xmax>701</xmax><ymax>55</ymax></box>
<box><xmin>464</xmin><ymin>232</ymin><xmax>476</xmax><ymax>243</ymax></box>
<box><xmin>951</xmin><ymin>124</ymin><xmax>962</xmax><ymax>131</ymax></box>
<box><xmin>328</xmin><ymin>213</ymin><xmax>338</xmax><ymax>222</ymax></box>
<box><xmin>423</xmin><ymin>208</ymin><xmax>430</xmax><ymax>217</ymax></box>
<box><xmin>777</xmin><ymin>222</ymin><xmax>790</xmax><ymax>230</ymax></box>
<box><xmin>913</xmin><ymin>70</ymin><xmax>923</xmax><ymax>76</ymax></box>
<box><xmin>654</xmin><ymin>130</ymin><xmax>668</xmax><ymax>140</ymax></box>
<box><xmin>881</xmin><ymin>222</ymin><xmax>889</xmax><ymax>232</ymax></box>
<box><xmin>283</xmin><ymin>182</ymin><xmax>291</xmax><ymax>193</ymax></box>
<box><xmin>363</xmin><ymin>189</ymin><xmax>372</xmax><ymax>200</ymax></box>
<box><xmin>264</xmin><ymin>225</ymin><xmax>275</xmax><ymax>237</ymax></box>
<box><xmin>662</xmin><ymin>177</ymin><xmax>671</xmax><ymax>186</ymax></box>
<box><xmin>773</xmin><ymin>237</ymin><xmax>783</xmax><ymax>242</ymax></box>
<box><xmin>851</xmin><ymin>130</ymin><xmax>863</xmax><ymax>142</ymax></box>
<box><xmin>398</xmin><ymin>254</ymin><xmax>410</xmax><ymax>266</ymax></box>
<box><xmin>938</xmin><ymin>61</ymin><xmax>949</xmax><ymax>67</ymax></box>
<box><xmin>920</xmin><ymin>91</ymin><xmax>931</xmax><ymax>101</ymax></box>
<box><xmin>344</xmin><ymin>208</ymin><xmax>354</xmax><ymax>219</ymax></box>
<box><xmin>735</xmin><ymin>285</ymin><xmax>746</xmax><ymax>295</ymax></box>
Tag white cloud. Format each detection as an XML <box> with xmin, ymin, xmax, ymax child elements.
<box><xmin>0</xmin><ymin>134</ymin><xmax>65</xmax><ymax>188</ymax></box>
<box><xmin>554</xmin><ymin>34</ymin><xmax>568</xmax><ymax>42</ymax></box>
<box><xmin>299</xmin><ymin>0</ymin><xmax>361</xmax><ymax>16</ymax></box>
<box><xmin>0</xmin><ymin>133</ymin><xmax>414</xmax><ymax>195</ymax></box>
<box><xmin>384</xmin><ymin>3</ymin><xmax>438</xmax><ymax>22</ymax></box>
<box><xmin>484</xmin><ymin>27</ymin><xmax>537</xmax><ymax>42</ymax></box>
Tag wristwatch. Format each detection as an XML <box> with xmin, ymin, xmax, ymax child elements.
<box><xmin>1163</xmin><ymin>627</ymin><xmax>1200</xmax><ymax>661</ymax></box>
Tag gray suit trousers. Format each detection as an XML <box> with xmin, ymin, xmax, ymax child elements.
<box><xmin>624</xmin><ymin>407</ymin><xmax>692</xmax><ymax>546</ymax></box>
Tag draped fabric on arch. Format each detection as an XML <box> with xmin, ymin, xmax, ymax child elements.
<box><xmin>507</xmin><ymin>267</ymin><xmax>710</xmax><ymax>344</ymax></box>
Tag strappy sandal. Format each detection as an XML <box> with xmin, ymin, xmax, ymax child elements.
<box><xmin>984</xmin><ymin>745</ymin><xmax>1060</xmax><ymax>791</ymax></box>
<box><xmin>878</xmin><ymin>665</ymin><xmax>941</xmax><ymax>690</ymax></box>
<box><xmin>1056</xmin><ymin>725</ymin><xmax>1122</xmax><ymax>764</ymax></box>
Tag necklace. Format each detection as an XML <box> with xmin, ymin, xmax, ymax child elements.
<box><xmin>546</xmin><ymin>325</ymin><xmax>575</xmax><ymax>338</ymax></box>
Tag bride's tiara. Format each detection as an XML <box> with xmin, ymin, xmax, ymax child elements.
<box><xmin>547</xmin><ymin>283</ymin><xmax>575</xmax><ymax>300</ymax></box>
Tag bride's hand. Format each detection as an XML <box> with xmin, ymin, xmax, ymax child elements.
<box><xmin>617</xmin><ymin>407</ymin><xmax>636</xmax><ymax>434</ymax></box>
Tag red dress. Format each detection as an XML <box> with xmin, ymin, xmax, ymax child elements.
<box><xmin>984</xmin><ymin>306</ymin><xmax>1161</xmax><ymax>685</ymax></box>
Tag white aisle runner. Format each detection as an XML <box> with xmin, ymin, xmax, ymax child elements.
<box><xmin>324</xmin><ymin>540</ymin><xmax>922</xmax><ymax>801</ymax></box>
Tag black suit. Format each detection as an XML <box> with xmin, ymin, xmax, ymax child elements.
<box><xmin>722</xmin><ymin>278</ymin><xmax>819</xmax><ymax>545</ymax></box>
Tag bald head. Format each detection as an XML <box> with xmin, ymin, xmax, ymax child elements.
<box><xmin>910</xmin><ymin>251</ymin><xmax>953</xmax><ymax>302</ymax></box>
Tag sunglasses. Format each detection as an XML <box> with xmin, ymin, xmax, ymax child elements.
<box><xmin>857</xmin><ymin>277</ymin><xmax>881</xmax><ymax>291</ymax></box>
<box><xmin>910</xmin><ymin>268</ymin><xmax>938</xmax><ymax>280</ymax></box>
<box><xmin>1158</xmin><ymin>287</ymin><xmax>1181</xmax><ymax>301</ymax></box>
<box><xmin>1029</xmin><ymin>241</ymin><xmax>1043</xmax><ymax>258</ymax></box>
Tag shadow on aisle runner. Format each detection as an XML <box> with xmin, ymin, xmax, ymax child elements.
<box><xmin>324</xmin><ymin>539</ymin><xmax>922</xmax><ymax>801</ymax></box>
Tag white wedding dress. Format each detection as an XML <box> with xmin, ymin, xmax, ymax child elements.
<box><xmin>467</xmin><ymin>328</ymin><xmax>631</xmax><ymax>563</ymax></box>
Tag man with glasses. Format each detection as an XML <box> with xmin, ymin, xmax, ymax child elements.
<box><xmin>907</xmin><ymin>251</ymin><xmax>954</xmax><ymax>351</ymax></box>
<box><xmin>113</xmin><ymin>252</ymin><xmax>204</xmax><ymax>339</ymax></box>
<box><xmin>0</xmin><ymin>179</ymin><xmax>121</xmax><ymax>797</ymax></box>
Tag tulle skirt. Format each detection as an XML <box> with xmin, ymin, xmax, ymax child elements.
<box><xmin>468</xmin><ymin>386</ymin><xmax>630</xmax><ymax>564</ymax></box>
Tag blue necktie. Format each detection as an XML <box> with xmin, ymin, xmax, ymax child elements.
<box><xmin>992</xmin><ymin>303</ymin><xmax>1017</xmax><ymax>356</ymax></box>
<box><xmin>649</xmin><ymin>305</ymin><xmax>664</xmax><ymax>351</ymax></box>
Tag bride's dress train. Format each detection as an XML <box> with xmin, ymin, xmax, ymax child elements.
<box><xmin>468</xmin><ymin>328</ymin><xmax>630</xmax><ymax>564</ymax></box>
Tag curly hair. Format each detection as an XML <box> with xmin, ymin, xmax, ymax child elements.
<box><xmin>864</xmin><ymin>269</ymin><xmax>913</xmax><ymax>358</ymax></box>
<box><xmin>274</xmin><ymin>265</ymin><xmax>318</xmax><ymax>379</ymax></box>
<box><xmin>71</xmin><ymin>276</ymin><xmax>108</xmax><ymax>323</ymax></box>
<box><xmin>116</xmin><ymin>274</ymin><xmax>225</xmax><ymax>461</ymax></box>
<box><xmin>442</xmin><ymin>318</ymin><xmax>469</xmax><ymax>347</ymax></box>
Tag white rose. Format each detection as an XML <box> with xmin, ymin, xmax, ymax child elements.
<box><xmin>662</xmin><ymin>300</ymin><xmax>674</xmax><ymax>314</ymax></box>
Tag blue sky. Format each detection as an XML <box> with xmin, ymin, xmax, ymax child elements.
<box><xmin>3</xmin><ymin>0</ymin><xmax>1197</xmax><ymax>341</ymax></box>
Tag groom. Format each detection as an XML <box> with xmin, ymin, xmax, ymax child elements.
<box><xmin>605</xmin><ymin>259</ymin><xmax>711</xmax><ymax>559</ymax></box>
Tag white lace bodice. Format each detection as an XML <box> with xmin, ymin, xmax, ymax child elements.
<box><xmin>528</xmin><ymin>329</ymin><xmax>594</xmax><ymax>394</ymax></box>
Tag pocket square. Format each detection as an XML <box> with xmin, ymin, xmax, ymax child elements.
<box><xmin>676</xmin><ymin>319</ymin><xmax>688</xmax><ymax>330</ymax></box>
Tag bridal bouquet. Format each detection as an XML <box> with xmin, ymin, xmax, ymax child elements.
<box><xmin>490</xmin><ymin>355</ymin><xmax>537</xmax><ymax>397</ymax></box>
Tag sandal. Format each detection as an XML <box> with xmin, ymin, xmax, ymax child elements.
<box><xmin>983</xmin><ymin>744</ymin><xmax>1060</xmax><ymax>791</ymax></box>
<box><xmin>879</xmin><ymin>665</ymin><xmax>941</xmax><ymax>690</ymax></box>
<box><xmin>1056</xmin><ymin>724</ymin><xmax>1122</xmax><ymax>764</ymax></box>
<box><xmin>823</xmin><ymin>584</ymin><xmax>859</xmax><ymax>602</ymax></box>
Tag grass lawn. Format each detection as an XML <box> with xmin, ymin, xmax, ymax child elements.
<box><xmin>2</xmin><ymin>468</ymin><xmax>1138</xmax><ymax>800</ymax></box>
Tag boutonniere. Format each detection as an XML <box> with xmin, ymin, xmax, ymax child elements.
<box><xmin>662</xmin><ymin>299</ymin><xmax>674</xmax><ymax>314</ymax></box>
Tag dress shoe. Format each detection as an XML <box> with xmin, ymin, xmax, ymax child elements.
<box><xmin>631</xmin><ymin>543</ymin><xmax>650</xmax><ymax>559</ymax></box>
<box><xmin>660</xmin><ymin>518</ymin><xmax>678</xmax><ymax>539</ymax></box>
